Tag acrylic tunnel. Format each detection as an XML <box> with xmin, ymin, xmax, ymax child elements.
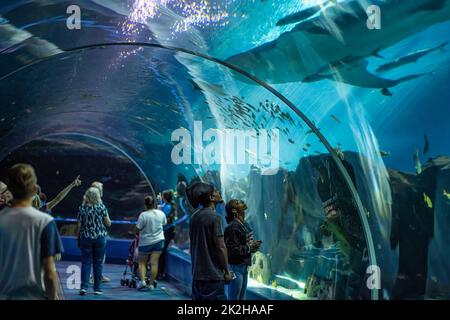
<box><xmin>1</xmin><ymin>0</ymin><xmax>450</xmax><ymax>301</ymax></box>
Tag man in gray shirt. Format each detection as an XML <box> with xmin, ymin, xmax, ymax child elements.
<box><xmin>188</xmin><ymin>182</ymin><xmax>232</xmax><ymax>300</ymax></box>
<box><xmin>0</xmin><ymin>164</ymin><xmax>62</xmax><ymax>299</ymax></box>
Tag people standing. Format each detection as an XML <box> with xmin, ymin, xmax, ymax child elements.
<box><xmin>224</xmin><ymin>199</ymin><xmax>261</xmax><ymax>300</ymax></box>
<box><xmin>188</xmin><ymin>182</ymin><xmax>232</xmax><ymax>300</ymax></box>
<box><xmin>0</xmin><ymin>180</ymin><xmax>12</xmax><ymax>210</ymax></box>
<box><xmin>0</xmin><ymin>164</ymin><xmax>62</xmax><ymax>299</ymax></box>
<box><xmin>157</xmin><ymin>190</ymin><xmax>176</xmax><ymax>280</ymax></box>
<box><xmin>136</xmin><ymin>195</ymin><xmax>166</xmax><ymax>291</ymax></box>
<box><xmin>90</xmin><ymin>181</ymin><xmax>111</xmax><ymax>283</ymax></box>
<box><xmin>77</xmin><ymin>187</ymin><xmax>111</xmax><ymax>295</ymax></box>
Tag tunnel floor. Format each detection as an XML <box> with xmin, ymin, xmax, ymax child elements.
<box><xmin>56</xmin><ymin>261</ymin><xmax>190</xmax><ymax>300</ymax></box>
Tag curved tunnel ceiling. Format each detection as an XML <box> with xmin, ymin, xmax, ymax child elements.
<box><xmin>0</xmin><ymin>1</ymin><xmax>379</xmax><ymax>299</ymax></box>
<box><xmin>2</xmin><ymin>0</ymin><xmax>450</xmax><ymax>300</ymax></box>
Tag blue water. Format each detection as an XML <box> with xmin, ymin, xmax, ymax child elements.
<box><xmin>1</xmin><ymin>0</ymin><xmax>450</xmax><ymax>300</ymax></box>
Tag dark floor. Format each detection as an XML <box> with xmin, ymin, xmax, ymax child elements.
<box><xmin>56</xmin><ymin>260</ymin><xmax>190</xmax><ymax>300</ymax></box>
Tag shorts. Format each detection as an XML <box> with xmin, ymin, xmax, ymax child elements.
<box><xmin>139</xmin><ymin>240</ymin><xmax>164</xmax><ymax>255</ymax></box>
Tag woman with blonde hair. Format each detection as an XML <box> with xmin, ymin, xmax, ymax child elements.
<box><xmin>77</xmin><ymin>187</ymin><xmax>111</xmax><ymax>296</ymax></box>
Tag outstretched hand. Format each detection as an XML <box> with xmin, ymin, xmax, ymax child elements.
<box><xmin>72</xmin><ymin>175</ymin><xmax>82</xmax><ymax>187</ymax></box>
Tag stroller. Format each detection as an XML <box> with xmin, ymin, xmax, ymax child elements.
<box><xmin>120</xmin><ymin>233</ymin><xmax>140</xmax><ymax>288</ymax></box>
<box><xmin>120</xmin><ymin>233</ymin><xmax>157</xmax><ymax>289</ymax></box>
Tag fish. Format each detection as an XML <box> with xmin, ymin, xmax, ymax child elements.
<box><xmin>381</xmin><ymin>88</ymin><xmax>393</xmax><ymax>97</ymax></box>
<box><xmin>330</xmin><ymin>114</ymin><xmax>341</xmax><ymax>123</ymax></box>
<box><xmin>376</xmin><ymin>42</ymin><xmax>447</xmax><ymax>73</ymax></box>
<box><xmin>443</xmin><ymin>189</ymin><xmax>450</xmax><ymax>200</ymax></box>
<box><xmin>226</xmin><ymin>0</ymin><xmax>450</xmax><ymax>88</ymax></box>
<box><xmin>288</xmin><ymin>139</ymin><xmax>295</xmax><ymax>144</ymax></box>
<box><xmin>413</xmin><ymin>148</ymin><xmax>422</xmax><ymax>175</ymax></box>
<box><xmin>423</xmin><ymin>193</ymin><xmax>433</xmax><ymax>209</ymax></box>
<box><xmin>423</xmin><ymin>133</ymin><xmax>430</xmax><ymax>155</ymax></box>
<box><xmin>379</xmin><ymin>150</ymin><xmax>391</xmax><ymax>157</ymax></box>
<box><xmin>80</xmin><ymin>93</ymin><xmax>98</xmax><ymax>100</ymax></box>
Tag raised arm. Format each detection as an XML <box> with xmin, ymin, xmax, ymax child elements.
<box><xmin>47</xmin><ymin>176</ymin><xmax>82</xmax><ymax>211</ymax></box>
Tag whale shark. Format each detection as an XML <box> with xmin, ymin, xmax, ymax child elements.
<box><xmin>226</xmin><ymin>0</ymin><xmax>450</xmax><ymax>88</ymax></box>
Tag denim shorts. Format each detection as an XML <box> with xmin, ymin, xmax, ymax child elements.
<box><xmin>139</xmin><ymin>240</ymin><xmax>164</xmax><ymax>255</ymax></box>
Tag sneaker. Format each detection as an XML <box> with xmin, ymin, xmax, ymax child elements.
<box><xmin>148</xmin><ymin>284</ymin><xmax>155</xmax><ymax>291</ymax></box>
<box><xmin>79</xmin><ymin>289</ymin><xmax>87</xmax><ymax>296</ymax></box>
<box><xmin>137</xmin><ymin>281</ymin><xmax>149</xmax><ymax>291</ymax></box>
<box><xmin>102</xmin><ymin>275</ymin><xmax>111</xmax><ymax>283</ymax></box>
<box><xmin>94</xmin><ymin>290</ymin><xmax>103</xmax><ymax>295</ymax></box>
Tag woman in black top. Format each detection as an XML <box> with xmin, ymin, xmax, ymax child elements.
<box><xmin>224</xmin><ymin>199</ymin><xmax>261</xmax><ymax>300</ymax></box>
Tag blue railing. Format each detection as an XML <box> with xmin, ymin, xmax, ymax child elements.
<box><xmin>54</xmin><ymin>214</ymin><xmax>190</xmax><ymax>230</ymax></box>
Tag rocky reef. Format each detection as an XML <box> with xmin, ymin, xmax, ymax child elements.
<box><xmin>223</xmin><ymin>153</ymin><xmax>450</xmax><ymax>299</ymax></box>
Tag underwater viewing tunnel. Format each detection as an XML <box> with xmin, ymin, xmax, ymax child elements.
<box><xmin>1</xmin><ymin>0</ymin><xmax>450</xmax><ymax>300</ymax></box>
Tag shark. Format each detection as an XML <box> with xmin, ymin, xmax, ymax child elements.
<box><xmin>226</xmin><ymin>0</ymin><xmax>450</xmax><ymax>88</ymax></box>
<box><xmin>376</xmin><ymin>42</ymin><xmax>447</xmax><ymax>72</ymax></box>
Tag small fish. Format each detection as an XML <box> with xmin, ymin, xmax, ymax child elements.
<box><xmin>443</xmin><ymin>189</ymin><xmax>450</xmax><ymax>200</ymax></box>
<box><xmin>381</xmin><ymin>88</ymin><xmax>393</xmax><ymax>97</ymax></box>
<box><xmin>288</xmin><ymin>139</ymin><xmax>295</xmax><ymax>144</ymax></box>
<box><xmin>81</xmin><ymin>93</ymin><xmax>98</xmax><ymax>100</ymax></box>
<box><xmin>330</xmin><ymin>114</ymin><xmax>341</xmax><ymax>123</ymax></box>
<box><xmin>305</xmin><ymin>143</ymin><xmax>311</xmax><ymax>147</ymax></box>
<box><xmin>302</xmin><ymin>147</ymin><xmax>309</xmax><ymax>152</ymax></box>
<box><xmin>413</xmin><ymin>148</ymin><xmax>422</xmax><ymax>175</ymax></box>
<box><xmin>379</xmin><ymin>150</ymin><xmax>391</xmax><ymax>157</ymax></box>
<box><xmin>423</xmin><ymin>133</ymin><xmax>430</xmax><ymax>155</ymax></box>
<box><xmin>423</xmin><ymin>193</ymin><xmax>433</xmax><ymax>209</ymax></box>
